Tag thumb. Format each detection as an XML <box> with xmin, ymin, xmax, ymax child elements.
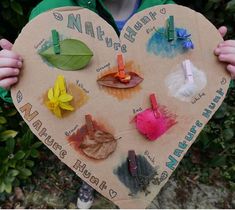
<box><xmin>218</xmin><ymin>26</ymin><xmax>227</xmax><ymax>38</ymax></box>
<box><xmin>0</xmin><ymin>39</ymin><xmax>13</xmax><ymax>50</ymax></box>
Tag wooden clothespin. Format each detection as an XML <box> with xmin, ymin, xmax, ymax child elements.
<box><xmin>167</xmin><ymin>16</ymin><xmax>175</xmax><ymax>42</ymax></box>
<box><xmin>85</xmin><ymin>114</ymin><xmax>95</xmax><ymax>139</ymax></box>
<box><xmin>127</xmin><ymin>150</ymin><xmax>138</xmax><ymax>177</ymax></box>
<box><xmin>51</xmin><ymin>29</ymin><xmax>60</xmax><ymax>54</ymax></box>
<box><xmin>115</xmin><ymin>54</ymin><xmax>131</xmax><ymax>83</ymax></box>
<box><xmin>117</xmin><ymin>54</ymin><xmax>126</xmax><ymax>79</ymax></box>
<box><xmin>182</xmin><ymin>60</ymin><xmax>194</xmax><ymax>83</ymax></box>
<box><xmin>150</xmin><ymin>93</ymin><xmax>160</xmax><ymax>118</ymax></box>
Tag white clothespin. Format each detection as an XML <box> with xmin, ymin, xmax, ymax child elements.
<box><xmin>182</xmin><ymin>59</ymin><xmax>194</xmax><ymax>83</ymax></box>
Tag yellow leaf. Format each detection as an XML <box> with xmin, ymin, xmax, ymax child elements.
<box><xmin>53</xmin><ymin>106</ymin><xmax>62</xmax><ymax>118</ymax></box>
<box><xmin>54</xmin><ymin>79</ymin><xmax>60</xmax><ymax>98</ymax></box>
<box><xmin>45</xmin><ymin>101</ymin><xmax>54</xmax><ymax>110</ymax></box>
<box><xmin>46</xmin><ymin>75</ymin><xmax>75</xmax><ymax>118</ymax></box>
<box><xmin>48</xmin><ymin>88</ymin><xmax>54</xmax><ymax>100</ymax></box>
<box><xmin>58</xmin><ymin>75</ymin><xmax>66</xmax><ymax>94</ymax></box>
<box><xmin>60</xmin><ymin>102</ymin><xmax>74</xmax><ymax>111</ymax></box>
<box><xmin>59</xmin><ymin>94</ymin><xmax>73</xmax><ymax>102</ymax></box>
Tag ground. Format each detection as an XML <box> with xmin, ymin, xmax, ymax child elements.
<box><xmin>0</xmin><ymin>148</ymin><xmax>234</xmax><ymax>209</ymax></box>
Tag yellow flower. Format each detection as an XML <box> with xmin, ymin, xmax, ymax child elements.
<box><xmin>46</xmin><ymin>75</ymin><xmax>74</xmax><ymax>118</ymax></box>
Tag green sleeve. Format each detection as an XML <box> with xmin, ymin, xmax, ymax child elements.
<box><xmin>138</xmin><ymin>0</ymin><xmax>175</xmax><ymax>12</ymax></box>
<box><xmin>0</xmin><ymin>87</ymin><xmax>13</xmax><ymax>103</ymax></box>
<box><xmin>29</xmin><ymin>0</ymin><xmax>77</xmax><ymax>20</ymax></box>
<box><xmin>166</xmin><ymin>0</ymin><xmax>176</xmax><ymax>4</ymax></box>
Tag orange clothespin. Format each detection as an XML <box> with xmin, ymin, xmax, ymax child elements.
<box><xmin>117</xmin><ymin>54</ymin><xmax>125</xmax><ymax>79</ymax></box>
<box><xmin>115</xmin><ymin>54</ymin><xmax>131</xmax><ymax>83</ymax></box>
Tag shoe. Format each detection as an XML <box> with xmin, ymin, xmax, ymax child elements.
<box><xmin>77</xmin><ymin>181</ymin><xmax>94</xmax><ymax>209</ymax></box>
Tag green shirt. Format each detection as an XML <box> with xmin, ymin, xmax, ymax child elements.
<box><xmin>0</xmin><ymin>0</ymin><xmax>175</xmax><ymax>102</ymax></box>
<box><xmin>29</xmin><ymin>0</ymin><xmax>176</xmax><ymax>34</ymax></box>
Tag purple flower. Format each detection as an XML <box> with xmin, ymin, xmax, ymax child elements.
<box><xmin>176</xmin><ymin>28</ymin><xmax>191</xmax><ymax>39</ymax></box>
<box><xmin>183</xmin><ymin>39</ymin><xmax>194</xmax><ymax>49</ymax></box>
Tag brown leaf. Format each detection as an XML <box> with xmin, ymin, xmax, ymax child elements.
<box><xmin>94</xmin><ymin>130</ymin><xmax>116</xmax><ymax>143</ymax></box>
<box><xmin>82</xmin><ymin>140</ymin><xmax>117</xmax><ymax>160</ymax></box>
<box><xmin>80</xmin><ymin>130</ymin><xmax>117</xmax><ymax>160</ymax></box>
<box><xmin>97</xmin><ymin>72</ymin><xmax>143</xmax><ymax>89</ymax></box>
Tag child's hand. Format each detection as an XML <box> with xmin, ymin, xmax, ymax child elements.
<box><xmin>215</xmin><ymin>26</ymin><xmax>235</xmax><ymax>79</ymax></box>
<box><xmin>0</xmin><ymin>39</ymin><xmax>22</xmax><ymax>89</ymax></box>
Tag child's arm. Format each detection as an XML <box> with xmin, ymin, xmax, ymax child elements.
<box><xmin>0</xmin><ymin>39</ymin><xmax>22</xmax><ymax>89</ymax></box>
<box><xmin>215</xmin><ymin>26</ymin><xmax>235</xmax><ymax>79</ymax></box>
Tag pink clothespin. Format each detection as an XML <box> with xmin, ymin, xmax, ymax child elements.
<box><xmin>182</xmin><ymin>60</ymin><xmax>194</xmax><ymax>83</ymax></box>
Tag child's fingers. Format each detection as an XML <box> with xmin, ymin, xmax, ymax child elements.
<box><xmin>0</xmin><ymin>68</ymin><xmax>20</xmax><ymax>79</ymax></box>
<box><xmin>0</xmin><ymin>39</ymin><xmax>13</xmax><ymax>50</ymax></box>
<box><xmin>227</xmin><ymin>64</ymin><xmax>235</xmax><ymax>79</ymax></box>
<box><xmin>0</xmin><ymin>58</ymin><xmax>22</xmax><ymax>68</ymax></box>
<box><xmin>0</xmin><ymin>77</ymin><xmax>18</xmax><ymax>89</ymax></box>
<box><xmin>218</xmin><ymin>40</ymin><xmax>235</xmax><ymax>47</ymax></box>
<box><xmin>214</xmin><ymin>46</ymin><xmax>235</xmax><ymax>55</ymax></box>
<box><xmin>0</xmin><ymin>49</ymin><xmax>22</xmax><ymax>60</ymax></box>
<box><xmin>218</xmin><ymin>54</ymin><xmax>235</xmax><ymax>65</ymax></box>
<box><xmin>218</xmin><ymin>26</ymin><xmax>227</xmax><ymax>38</ymax></box>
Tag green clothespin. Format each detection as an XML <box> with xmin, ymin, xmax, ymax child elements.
<box><xmin>167</xmin><ymin>16</ymin><xmax>175</xmax><ymax>42</ymax></box>
<box><xmin>51</xmin><ymin>29</ymin><xmax>60</xmax><ymax>54</ymax></box>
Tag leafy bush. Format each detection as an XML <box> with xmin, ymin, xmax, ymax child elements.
<box><xmin>0</xmin><ymin>102</ymin><xmax>42</xmax><ymax>193</ymax></box>
<box><xmin>175</xmin><ymin>0</ymin><xmax>235</xmax><ymax>38</ymax></box>
<box><xmin>176</xmin><ymin>88</ymin><xmax>235</xmax><ymax>188</ymax></box>
<box><xmin>0</xmin><ymin>0</ymin><xmax>40</xmax><ymax>41</ymax></box>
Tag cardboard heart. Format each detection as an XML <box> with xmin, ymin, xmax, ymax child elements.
<box><xmin>11</xmin><ymin>5</ymin><xmax>230</xmax><ymax>208</ymax></box>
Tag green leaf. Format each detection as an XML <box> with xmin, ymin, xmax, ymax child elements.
<box><xmin>20</xmin><ymin>129</ymin><xmax>34</xmax><ymax>148</ymax></box>
<box><xmin>8</xmin><ymin>160</ymin><xmax>16</xmax><ymax>168</ymax></box>
<box><xmin>6</xmin><ymin>138</ymin><xmax>15</xmax><ymax>153</ymax></box>
<box><xmin>0</xmin><ymin>130</ymin><xmax>18</xmax><ymax>141</ymax></box>
<box><xmin>25</xmin><ymin>160</ymin><xmax>34</xmax><ymax>167</ymax></box>
<box><xmin>0</xmin><ymin>116</ymin><xmax>7</xmax><ymax>124</ymax></box>
<box><xmin>18</xmin><ymin>168</ymin><xmax>32</xmax><ymax>177</ymax></box>
<box><xmin>10</xmin><ymin>1</ymin><xmax>23</xmax><ymax>15</ymax></box>
<box><xmin>30</xmin><ymin>149</ymin><xmax>39</xmax><ymax>158</ymax></box>
<box><xmin>39</xmin><ymin>39</ymin><xmax>93</xmax><ymax>70</ymax></box>
<box><xmin>8</xmin><ymin>169</ymin><xmax>19</xmax><ymax>177</ymax></box>
<box><xmin>4</xmin><ymin>181</ymin><xmax>12</xmax><ymax>193</ymax></box>
<box><xmin>210</xmin><ymin>155</ymin><xmax>227</xmax><ymax>167</ymax></box>
<box><xmin>0</xmin><ymin>182</ymin><xmax>5</xmax><ymax>193</ymax></box>
<box><xmin>1</xmin><ymin>0</ymin><xmax>10</xmax><ymax>8</ymax></box>
<box><xmin>0</xmin><ymin>148</ymin><xmax>8</xmax><ymax>161</ymax></box>
<box><xmin>213</xmin><ymin>103</ymin><xmax>227</xmax><ymax>119</ymax></box>
<box><xmin>226</xmin><ymin>0</ymin><xmax>235</xmax><ymax>12</ymax></box>
<box><xmin>223</xmin><ymin>128</ymin><xmax>234</xmax><ymax>141</ymax></box>
<box><xmin>4</xmin><ymin>175</ymin><xmax>15</xmax><ymax>183</ymax></box>
<box><xmin>31</xmin><ymin>141</ymin><xmax>42</xmax><ymax>149</ymax></box>
<box><xmin>5</xmin><ymin>109</ymin><xmax>17</xmax><ymax>117</ymax></box>
<box><xmin>13</xmin><ymin>151</ymin><xmax>25</xmax><ymax>160</ymax></box>
<box><xmin>196</xmin><ymin>131</ymin><xmax>210</xmax><ymax>149</ymax></box>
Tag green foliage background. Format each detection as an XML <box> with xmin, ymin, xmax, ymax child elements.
<box><xmin>0</xmin><ymin>0</ymin><xmax>234</xmax><ymax>194</ymax></box>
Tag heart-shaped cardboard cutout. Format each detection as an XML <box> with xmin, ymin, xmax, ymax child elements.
<box><xmin>11</xmin><ymin>5</ymin><xmax>231</xmax><ymax>208</ymax></box>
